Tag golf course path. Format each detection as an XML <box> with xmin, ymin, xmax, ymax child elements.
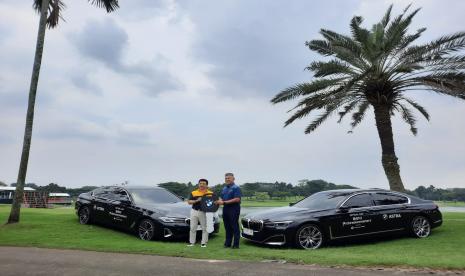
<box><xmin>0</xmin><ymin>246</ymin><xmax>461</xmax><ymax>276</ymax></box>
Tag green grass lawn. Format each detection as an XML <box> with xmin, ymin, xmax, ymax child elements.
<box><xmin>0</xmin><ymin>204</ymin><xmax>464</xmax><ymax>269</ymax></box>
<box><xmin>435</xmin><ymin>201</ymin><xmax>465</xmax><ymax>207</ymax></box>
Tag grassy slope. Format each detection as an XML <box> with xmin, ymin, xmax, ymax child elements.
<box><xmin>0</xmin><ymin>205</ymin><xmax>464</xmax><ymax>269</ymax></box>
<box><xmin>435</xmin><ymin>201</ymin><xmax>465</xmax><ymax>207</ymax></box>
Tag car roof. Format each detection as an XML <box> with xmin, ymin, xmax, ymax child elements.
<box><xmin>104</xmin><ymin>185</ymin><xmax>165</xmax><ymax>190</ymax></box>
<box><xmin>318</xmin><ymin>188</ymin><xmax>404</xmax><ymax>195</ymax></box>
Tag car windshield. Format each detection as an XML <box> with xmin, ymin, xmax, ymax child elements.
<box><xmin>294</xmin><ymin>191</ymin><xmax>350</xmax><ymax>210</ymax></box>
<box><xmin>128</xmin><ymin>188</ymin><xmax>182</xmax><ymax>204</ymax></box>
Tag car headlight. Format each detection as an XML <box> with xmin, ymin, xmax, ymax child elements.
<box><xmin>159</xmin><ymin>216</ymin><xmax>187</xmax><ymax>223</ymax></box>
<box><xmin>265</xmin><ymin>220</ymin><xmax>294</xmax><ymax>229</ymax></box>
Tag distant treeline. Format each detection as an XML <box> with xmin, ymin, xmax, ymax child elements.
<box><xmin>4</xmin><ymin>180</ymin><xmax>465</xmax><ymax>202</ymax></box>
<box><xmin>158</xmin><ymin>180</ymin><xmax>357</xmax><ymax>200</ymax></box>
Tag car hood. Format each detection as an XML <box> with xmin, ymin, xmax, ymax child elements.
<box><xmin>244</xmin><ymin>206</ymin><xmax>324</xmax><ymax>221</ymax></box>
<box><xmin>136</xmin><ymin>202</ymin><xmax>191</xmax><ymax>218</ymax></box>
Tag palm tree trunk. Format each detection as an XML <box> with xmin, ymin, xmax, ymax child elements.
<box><xmin>373</xmin><ymin>104</ymin><xmax>406</xmax><ymax>192</ymax></box>
<box><xmin>7</xmin><ymin>0</ymin><xmax>50</xmax><ymax>224</ymax></box>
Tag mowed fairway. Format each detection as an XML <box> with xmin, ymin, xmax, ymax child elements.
<box><xmin>0</xmin><ymin>205</ymin><xmax>464</xmax><ymax>269</ymax></box>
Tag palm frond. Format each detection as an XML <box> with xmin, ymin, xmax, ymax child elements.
<box><xmin>88</xmin><ymin>0</ymin><xmax>119</xmax><ymax>13</ymax></box>
<box><xmin>337</xmin><ymin>100</ymin><xmax>359</xmax><ymax>123</ymax></box>
<box><xmin>413</xmin><ymin>75</ymin><xmax>465</xmax><ymax>99</ymax></box>
<box><xmin>350</xmin><ymin>16</ymin><xmax>369</xmax><ymax>45</ymax></box>
<box><xmin>271</xmin><ymin>78</ymin><xmax>346</xmax><ymax>104</ymax></box>
<box><xmin>33</xmin><ymin>0</ymin><xmax>65</xmax><ymax>28</ymax></box>
<box><xmin>396</xmin><ymin>104</ymin><xmax>418</xmax><ymax>135</ymax></box>
<box><xmin>306</xmin><ymin>60</ymin><xmax>355</xmax><ymax>77</ymax></box>
<box><xmin>306</xmin><ymin>40</ymin><xmax>333</xmax><ymax>56</ymax></box>
<box><xmin>400</xmin><ymin>32</ymin><xmax>465</xmax><ymax>63</ymax></box>
<box><xmin>304</xmin><ymin>108</ymin><xmax>334</xmax><ymax>134</ymax></box>
<box><xmin>350</xmin><ymin>101</ymin><xmax>370</xmax><ymax>129</ymax></box>
<box><xmin>401</xmin><ymin>97</ymin><xmax>430</xmax><ymax>120</ymax></box>
<box><xmin>381</xmin><ymin>4</ymin><xmax>393</xmax><ymax>27</ymax></box>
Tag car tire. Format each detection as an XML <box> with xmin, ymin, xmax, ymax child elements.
<box><xmin>78</xmin><ymin>206</ymin><xmax>92</xmax><ymax>225</ymax></box>
<box><xmin>138</xmin><ymin>219</ymin><xmax>156</xmax><ymax>241</ymax></box>
<box><xmin>295</xmin><ymin>223</ymin><xmax>324</xmax><ymax>249</ymax></box>
<box><xmin>411</xmin><ymin>216</ymin><xmax>431</xmax><ymax>238</ymax></box>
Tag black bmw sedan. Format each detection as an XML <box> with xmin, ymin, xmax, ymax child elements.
<box><xmin>241</xmin><ymin>189</ymin><xmax>442</xmax><ymax>249</ymax></box>
<box><xmin>75</xmin><ymin>185</ymin><xmax>219</xmax><ymax>241</ymax></box>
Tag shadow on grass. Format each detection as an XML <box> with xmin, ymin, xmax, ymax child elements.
<box><xmin>241</xmin><ymin>231</ymin><xmax>431</xmax><ymax>250</ymax></box>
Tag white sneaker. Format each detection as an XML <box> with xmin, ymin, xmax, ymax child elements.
<box><xmin>201</xmin><ymin>244</ymin><xmax>207</xmax><ymax>248</ymax></box>
<box><xmin>187</xmin><ymin>243</ymin><xmax>195</xmax><ymax>247</ymax></box>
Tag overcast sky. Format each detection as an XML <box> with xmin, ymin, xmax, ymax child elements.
<box><xmin>0</xmin><ymin>0</ymin><xmax>464</xmax><ymax>189</ymax></box>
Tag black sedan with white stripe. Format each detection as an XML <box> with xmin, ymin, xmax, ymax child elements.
<box><xmin>241</xmin><ymin>189</ymin><xmax>442</xmax><ymax>249</ymax></box>
<box><xmin>75</xmin><ymin>186</ymin><xmax>219</xmax><ymax>240</ymax></box>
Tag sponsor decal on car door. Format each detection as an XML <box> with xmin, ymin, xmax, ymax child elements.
<box><xmin>107</xmin><ymin>190</ymin><xmax>130</xmax><ymax>228</ymax></box>
<box><xmin>371</xmin><ymin>192</ymin><xmax>409</xmax><ymax>232</ymax></box>
<box><xmin>329</xmin><ymin>193</ymin><xmax>377</xmax><ymax>239</ymax></box>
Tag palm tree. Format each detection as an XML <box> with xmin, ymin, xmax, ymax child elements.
<box><xmin>271</xmin><ymin>5</ymin><xmax>465</xmax><ymax>192</ymax></box>
<box><xmin>7</xmin><ymin>0</ymin><xmax>119</xmax><ymax>224</ymax></box>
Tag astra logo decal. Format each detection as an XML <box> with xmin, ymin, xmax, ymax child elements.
<box><xmin>383</xmin><ymin>214</ymin><xmax>401</xmax><ymax>220</ymax></box>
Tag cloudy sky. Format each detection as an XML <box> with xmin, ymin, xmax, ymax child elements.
<box><xmin>0</xmin><ymin>0</ymin><xmax>464</xmax><ymax>189</ymax></box>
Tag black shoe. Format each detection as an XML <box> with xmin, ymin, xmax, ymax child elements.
<box><xmin>232</xmin><ymin>245</ymin><xmax>239</xmax><ymax>249</ymax></box>
<box><xmin>223</xmin><ymin>245</ymin><xmax>231</xmax><ymax>248</ymax></box>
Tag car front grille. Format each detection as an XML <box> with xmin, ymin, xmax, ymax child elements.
<box><xmin>241</xmin><ymin>218</ymin><xmax>263</xmax><ymax>231</ymax></box>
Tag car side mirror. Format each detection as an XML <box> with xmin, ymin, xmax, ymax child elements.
<box><xmin>339</xmin><ymin>206</ymin><xmax>350</xmax><ymax>213</ymax></box>
<box><xmin>289</xmin><ymin>202</ymin><xmax>295</xmax><ymax>206</ymax></box>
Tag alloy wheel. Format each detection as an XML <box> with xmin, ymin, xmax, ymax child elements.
<box><xmin>297</xmin><ymin>224</ymin><xmax>323</xmax><ymax>249</ymax></box>
<box><xmin>78</xmin><ymin>206</ymin><xmax>90</xmax><ymax>224</ymax></box>
<box><xmin>138</xmin><ymin>219</ymin><xmax>155</xmax><ymax>241</ymax></box>
<box><xmin>412</xmin><ymin>216</ymin><xmax>431</xmax><ymax>238</ymax></box>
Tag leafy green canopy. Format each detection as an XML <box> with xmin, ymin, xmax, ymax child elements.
<box><xmin>272</xmin><ymin>5</ymin><xmax>465</xmax><ymax>135</ymax></box>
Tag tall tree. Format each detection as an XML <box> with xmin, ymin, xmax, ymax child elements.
<box><xmin>8</xmin><ymin>0</ymin><xmax>119</xmax><ymax>224</ymax></box>
<box><xmin>271</xmin><ymin>5</ymin><xmax>465</xmax><ymax>192</ymax></box>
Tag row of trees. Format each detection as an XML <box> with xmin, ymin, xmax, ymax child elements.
<box><xmin>5</xmin><ymin>180</ymin><xmax>464</xmax><ymax>202</ymax></box>
<box><xmin>158</xmin><ymin>179</ymin><xmax>357</xmax><ymax>199</ymax></box>
<box><xmin>160</xmin><ymin>181</ymin><xmax>465</xmax><ymax>202</ymax></box>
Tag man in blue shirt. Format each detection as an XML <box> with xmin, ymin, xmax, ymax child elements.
<box><xmin>216</xmin><ymin>172</ymin><xmax>241</xmax><ymax>249</ymax></box>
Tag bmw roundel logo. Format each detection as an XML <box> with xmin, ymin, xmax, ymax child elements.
<box><xmin>206</xmin><ymin>199</ymin><xmax>213</xmax><ymax>207</ymax></box>
<box><xmin>383</xmin><ymin>214</ymin><xmax>388</xmax><ymax>220</ymax></box>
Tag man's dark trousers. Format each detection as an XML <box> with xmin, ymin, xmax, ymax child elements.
<box><xmin>223</xmin><ymin>204</ymin><xmax>240</xmax><ymax>247</ymax></box>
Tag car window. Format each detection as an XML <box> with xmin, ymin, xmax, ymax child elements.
<box><xmin>294</xmin><ymin>192</ymin><xmax>350</xmax><ymax>210</ymax></box>
<box><xmin>110</xmin><ymin>189</ymin><xmax>130</xmax><ymax>201</ymax></box>
<box><xmin>92</xmin><ymin>187</ymin><xmax>113</xmax><ymax>199</ymax></box>
<box><xmin>372</xmin><ymin>193</ymin><xmax>408</xmax><ymax>205</ymax></box>
<box><xmin>342</xmin><ymin>193</ymin><xmax>374</xmax><ymax>208</ymax></box>
<box><xmin>127</xmin><ymin>188</ymin><xmax>182</xmax><ymax>204</ymax></box>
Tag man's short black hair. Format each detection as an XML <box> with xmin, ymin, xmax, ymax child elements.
<box><xmin>198</xmin><ymin>178</ymin><xmax>209</xmax><ymax>185</ymax></box>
